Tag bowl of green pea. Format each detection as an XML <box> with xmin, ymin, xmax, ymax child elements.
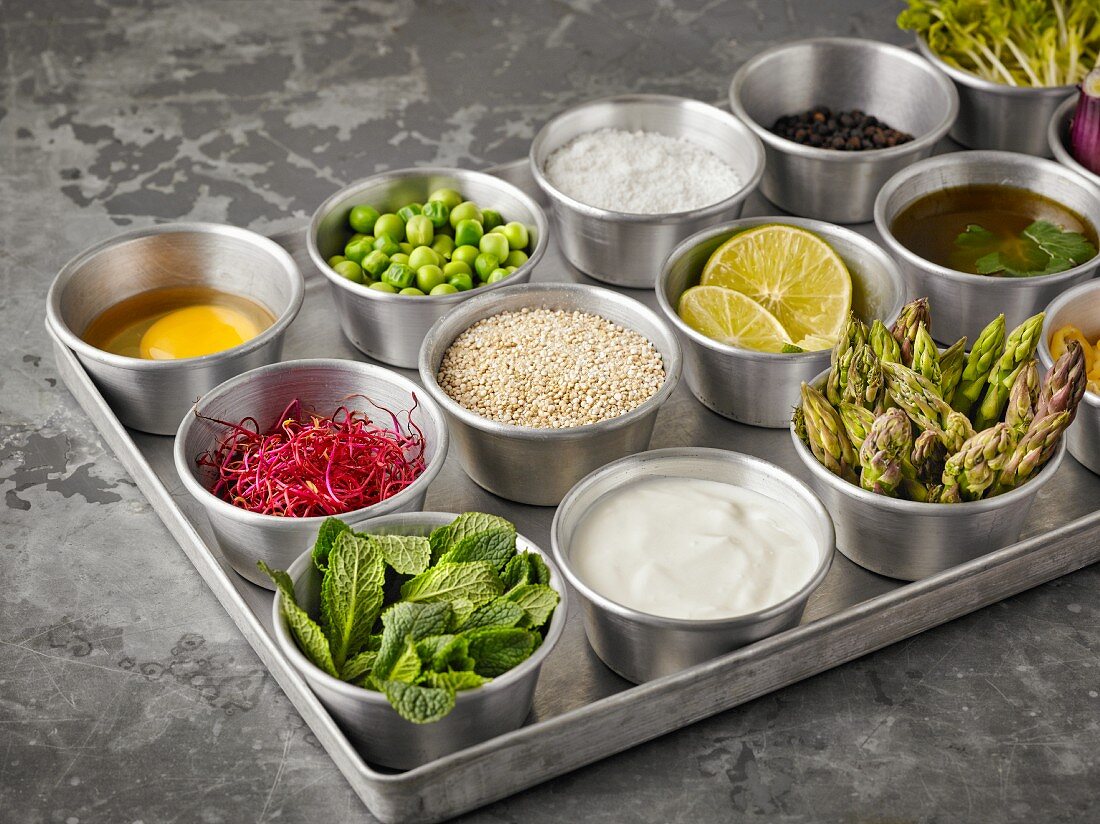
<box><xmin>308</xmin><ymin>167</ymin><xmax>548</xmax><ymax>367</ymax></box>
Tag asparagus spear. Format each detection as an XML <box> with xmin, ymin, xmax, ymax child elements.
<box><xmin>869</xmin><ymin>319</ymin><xmax>902</xmax><ymax>364</ymax></box>
<box><xmin>939</xmin><ymin>422</ymin><xmax>1014</xmax><ymax>503</ymax></box>
<box><xmin>838</xmin><ymin>402</ymin><xmax>876</xmax><ymax>450</ymax></box>
<box><xmin>912</xmin><ymin>323</ymin><xmax>942</xmax><ymax>390</ymax></box>
<box><xmin>950</xmin><ymin>313</ymin><xmax>1006</xmax><ymax>414</ymax></box>
<box><xmin>890</xmin><ymin>297</ymin><xmax>930</xmax><ymax>367</ymax></box>
<box><xmin>831</xmin><ymin>312</ymin><xmax>868</xmax><ymax>367</ymax></box>
<box><xmin>1033</xmin><ymin>339</ymin><xmax>1087</xmax><ymax>427</ymax></box>
<box><xmin>792</xmin><ymin>405</ymin><xmax>809</xmax><ymax>446</ymax></box>
<box><xmin>992</xmin><ymin>411</ymin><xmax>1071</xmax><ymax>495</ymax></box>
<box><xmin>843</xmin><ymin>344</ymin><xmax>884</xmax><ymax>409</ymax></box>
<box><xmin>942</xmin><ymin>411</ymin><xmax>977</xmax><ymax>453</ymax></box>
<box><xmin>858</xmin><ymin>408</ymin><xmax>913</xmax><ymax>496</ymax></box>
<box><xmin>800</xmin><ymin>383</ymin><xmax>858</xmax><ymax>482</ymax></box>
<box><xmin>826</xmin><ymin>343</ymin><xmax>856</xmax><ymax>406</ymax></box>
<box><xmin>973</xmin><ymin>313</ymin><xmax>1045</xmax><ymax>429</ymax></box>
<box><xmin>882</xmin><ymin>360</ymin><xmax>953</xmax><ymax>432</ymax></box>
<box><xmin>911</xmin><ymin>428</ymin><xmax>947</xmax><ymax>483</ymax></box>
<box><xmin>1004</xmin><ymin>360</ymin><xmax>1040</xmax><ymax>441</ymax></box>
<box><xmin>938</xmin><ymin>336</ymin><xmax>968</xmax><ymax>401</ymax></box>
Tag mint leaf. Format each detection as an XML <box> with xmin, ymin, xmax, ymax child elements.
<box><xmin>322</xmin><ymin>532</ymin><xmax>386</xmax><ymax>669</ymax></box>
<box><xmin>447</xmin><ymin>597</ymin><xmax>477</xmax><ymax>631</ymax></box>
<box><xmin>400</xmin><ymin>560</ymin><xmax>504</xmax><ymax>606</ymax></box>
<box><xmin>504</xmin><ymin>584</ymin><xmax>560</xmax><ymax>629</ymax></box>
<box><xmin>423</xmin><ymin>670</ymin><xmax>490</xmax><ymax>692</ymax></box>
<box><xmin>312</xmin><ymin>517</ymin><xmax>350</xmax><ymax>572</ymax></box>
<box><xmin>428</xmin><ymin>524</ymin><xmax>453</xmax><ymax>564</ymax></box>
<box><xmin>381</xmin><ymin>680</ymin><xmax>455</xmax><ymax>724</ymax></box>
<box><xmin>457</xmin><ymin>597</ymin><xmax>526</xmax><ymax>631</ymax></box>
<box><xmin>438</xmin><ymin>527</ymin><xmax>516</xmax><ymax>569</ymax></box>
<box><xmin>369</xmin><ymin>533</ymin><xmax>431</xmax><ymax>576</ymax></box>
<box><xmin>501</xmin><ymin>554</ymin><xmax>532</xmax><ymax>590</ymax></box>
<box><xmin>372</xmin><ymin>601</ymin><xmax>452</xmax><ymax>680</ymax></box>
<box><xmin>340</xmin><ymin>649</ymin><xmax>377</xmax><ymax>682</ymax></box>
<box><xmin>527</xmin><ymin>553</ymin><xmax>551</xmax><ymax>586</ymax></box>
<box><xmin>466</xmin><ymin>627</ymin><xmax>539</xmax><ymax>677</ymax></box>
<box><xmin>389</xmin><ymin>636</ymin><xmax>423</xmax><ymax>683</ymax></box>
<box><xmin>259</xmin><ymin>561</ymin><xmax>338</xmax><ymax>677</ymax></box>
<box><xmin>447</xmin><ymin>513</ymin><xmax>513</xmax><ymax>544</ymax></box>
<box><xmin>415</xmin><ymin>634</ymin><xmax>471</xmax><ymax>672</ymax></box>
<box><xmin>1024</xmin><ymin>220</ymin><xmax>1097</xmax><ymax>266</ymax></box>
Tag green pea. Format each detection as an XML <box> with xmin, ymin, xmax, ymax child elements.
<box><xmin>486</xmin><ymin>268</ymin><xmax>510</xmax><ymax>285</ymax></box>
<box><xmin>399</xmin><ymin>287</ymin><xmax>426</xmax><ymax>296</ymax></box>
<box><xmin>333</xmin><ymin>260</ymin><xmax>365</xmax><ymax>283</ymax></box>
<box><xmin>449</xmin><ymin>201</ymin><xmax>483</xmax><ymax>228</ymax></box>
<box><xmin>452</xmin><ymin>244</ymin><xmax>480</xmax><ymax>266</ymax></box>
<box><xmin>390</xmin><ymin>253</ymin><xmax>410</xmax><ymax>266</ymax></box>
<box><xmin>397</xmin><ymin>203</ymin><xmax>422</xmax><ymax>223</ymax></box>
<box><xmin>504</xmin><ymin>250</ymin><xmax>529</xmax><ymax>268</ymax></box>
<box><xmin>373</xmin><ymin>235</ymin><xmax>400</xmax><ymax>256</ymax></box>
<box><xmin>348</xmin><ymin>232</ymin><xmax>368</xmax><ymax>244</ymax></box>
<box><xmin>381</xmin><ymin>263</ymin><xmax>416</xmax><ymax>290</ymax></box>
<box><xmin>398</xmin><ymin>241</ymin><xmax>413</xmax><ymax>254</ymax></box>
<box><xmin>504</xmin><ymin>265</ymin><xmax>518</xmax><ymax>274</ymax></box>
<box><xmin>431</xmin><ymin>235</ymin><xmax>455</xmax><ymax>260</ymax></box>
<box><xmin>373</xmin><ymin>213</ymin><xmax>405</xmax><ymax>242</ymax></box>
<box><xmin>481</xmin><ymin>209</ymin><xmax>503</xmax><ymax>231</ymax></box>
<box><xmin>429</xmin><ymin>282</ymin><xmax>460</xmax><ymax>295</ymax></box>
<box><xmin>327</xmin><ymin>254</ymin><xmax>347</xmax><ymax>267</ymax></box>
<box><xmin>501</xmin><ymin>222</ymin><xmax>529</xmax><ymax>250</ymax></box>
<box><xmin>369</xmin><ymin>281</ymin><xmax>398</xmax><ymax>293</ymax></box>
<box><xmin>349</xmin><ymin>204</ymin><xmax>380</xmax><ymax>234</ymax></box>
<box><xmin>442</xmin><ymin>260</ymin><xmax>471</xmax><ymax>278</ymax></box>
<box><xmin>344</xmin><ymin>239</ymin><xmax>372</xmax><ymax>265</ymax></box>
<box><xmin>405</xmin><ymin>215</ymin><xmax>434</xmax><ymax>247</ymax></box>
<box><xmin>454</xmin><ymin>218</ymin><xmax>484</xmax><ymax>248</ymax></box>
<box><xmin>489</xmin><ymin>224</ymin><xmax>508</xmax><ymax>235</ymax></box>
<box><xmin>474</xmin><ymin>253</ymin><xmax>500</xmax><ymax>281</ymax></box>
<box><xmin>427</xmin><ymin>188</ymin><xmax>463</xmax><ymax>211</ymax></box>
<box><xmin>479</xmin><ymin>233</ymin><xmax>510</xmax><ymax>264</ymax></box>
<box><xmin>362</xmin><ymin>250</ymin><xmax>390</xmax><ymax>277</ymax></box>
<box><xmin>416</xmin><ymin>264</ymin><xmax>446</xmax><ymax>292</ymax></box>
<box><xmin>422</xmin><ymin>200</ymin><xmax>450</xmax><ymax>229</ymax></box>
<box><xmin>447</xmin><ymin>272</ymin><xmax>474</xmax><ymax>291</ymax></box>
<box><xmin>408</xmin><ymin>246</ymin><xmax>440</xmax><ymax>270</ymax></box>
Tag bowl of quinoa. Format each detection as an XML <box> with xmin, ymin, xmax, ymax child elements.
<box><xmin>529</xmin><ymin>94</ymin><xmax>764</xmax><ymax>289</ymax></box>
<box><xmin>418</xmin><ymin>282</ymin><xmax>682</xmax><ymax>505</ymax></box>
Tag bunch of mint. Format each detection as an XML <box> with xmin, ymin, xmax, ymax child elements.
<box><xmin>261</xmin><ymin>512</ymin><xmax>559</xmax><ymax>724</ymax></box>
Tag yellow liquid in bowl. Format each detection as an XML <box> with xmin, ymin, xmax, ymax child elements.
<box><xmin>82</xmin><ymin>285</ymin><xmax>276</xmax><ymax>360</ymax></box>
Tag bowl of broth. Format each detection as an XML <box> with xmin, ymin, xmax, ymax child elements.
<box><xmin>47</xmin><ymin>223</ymin><xmax>304</xmax><ymax>434</ymax></box>
<box><xmin>874</xmin><ymin>150</ymin><xmax>1100</xmax><ymax>344</ymax></box>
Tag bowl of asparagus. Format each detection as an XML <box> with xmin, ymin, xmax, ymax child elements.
<box><xmin>790</xmin><ymin>298</ymin><xmax>1086</xmax><ymax>580</ymax></box>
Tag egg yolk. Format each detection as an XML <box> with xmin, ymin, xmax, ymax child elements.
<box><xmin>139</xmin><ymin>305</ymin><xmax>262</xmax><ymax>360</ymax></box>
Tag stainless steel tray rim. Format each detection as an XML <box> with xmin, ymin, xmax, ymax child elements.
<box><xmin>915</xmin><ymin>35</ymin><xmax>1077</xmax><ymax>98</ymax></box>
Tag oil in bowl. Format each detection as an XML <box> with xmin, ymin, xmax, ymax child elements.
<box><xmin>890</xmin><ymin>185</ymin><xmax>1098</xmax><ymax>277</ymax></box>
<box><xmin>81</xmin><ymin>285</ymin><xmax>276</xmax><ymax>360</ymax></box>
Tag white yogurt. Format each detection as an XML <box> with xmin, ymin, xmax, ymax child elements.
<box><xmin>569</xmin><ymin>476</ymin><xmax>820</xmax><ymax>620</ymax></box>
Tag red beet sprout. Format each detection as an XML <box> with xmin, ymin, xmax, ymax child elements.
<box><xmin>196</xmin><ymin>395</ymin><xmax>427</xmax><ymax>517</ymax></box>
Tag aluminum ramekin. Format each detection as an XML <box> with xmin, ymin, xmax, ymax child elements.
<box><xmin>729</xmin><ymin>37</ymin><xmax>957</xmax><ymax>224</ymax></box>
<box><xmin>418</xmin><ymin>282</ymin><xmax>682</xmax><ymax>506</ymax></box>
<box><xmin>174</xmin><ymin>358</ymin><xmax>449</xmax><ymax>589</ymax></box>
<box><xmin>1048</xmin><ymin>95</ymin><xmax>1100</xmax><ymax>187</ymax></box>
<box><xmin>272</xmin><ymin>511</ymin><xmax>568</xmax><ymax>770</ymax></box>
<box><xmin>529</xmin><ymin>94</ymin><xmax>764</xmax><ymax>288</ymax></box>
<box><xmin>551</xmin><ymin>447</ymin><xmax>834</xmax><ymax>684</ymax></box>
<box><xmin>656</xmin><ymin>216</ymin><xmax>906</xmax><ymax>428</ymax></box>
<box><xmin>46</xmin><ymin>222</ymin><xmax>304</xmax><ymax>435</ymax></box>
<box><xmin>307</xmin><ymin>167</ymin><xmax>548</xmax><ymax>369</ymax></box>
<box><xmin>874</xmin><ymin>150</ymin><xmax>1100</xmax><ymax>345</ymax></box>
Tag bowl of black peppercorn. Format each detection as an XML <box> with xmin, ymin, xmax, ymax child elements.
<box><xmin>730</xmin><ymin>37</ymin><xmax>958</xmax><ymax>223</ymax></box>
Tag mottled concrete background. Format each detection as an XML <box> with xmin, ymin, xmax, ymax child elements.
<box><xmin>1</xmin><ymin>1</ymin><xmax>1098</xmax><ymax>822</ymax></box>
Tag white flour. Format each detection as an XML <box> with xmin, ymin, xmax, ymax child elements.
<box><xmin>544</xmin><ymin>128</ymin><xmax>743</xmax><ymax>214</ymax></box>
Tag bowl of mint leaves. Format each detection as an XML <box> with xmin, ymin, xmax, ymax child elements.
<box><xmin>265</xmin><ymin>511</ymin><xmax>566</xmax><ymax>770</ymax></box>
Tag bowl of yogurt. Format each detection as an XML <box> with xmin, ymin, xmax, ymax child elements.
<box><xmin>550</xmin><ymin>447</ymin><xmax>834</xmax><ymax>683</ymax></box>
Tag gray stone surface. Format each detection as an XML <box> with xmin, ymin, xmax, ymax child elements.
<box><xmin>1</xmin><ymin>0</ymin><xmax>1098</xmax><ymax>821</ymax></box>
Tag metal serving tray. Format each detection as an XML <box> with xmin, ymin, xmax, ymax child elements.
<box><xmin>49</xmin><ymin>160</ymin><xmax>1100</xmax><ymax>824</ymax></box>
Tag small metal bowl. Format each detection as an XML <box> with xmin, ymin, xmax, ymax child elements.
<box><xmin>307</xmin><ymin>167</ymin><xmax>548</xmax><ymax>369</ymax></box>
<box><xmin>1048</xmin><ymin>95</ymin><xmax>1100</xmax><ymax>186</ymax></box>
<box><xmin>551</xmin><ymin>447</ymin><xmax>834</xmax><ymax>684</ymax></box>
<box><xmin>46</xmin><ymin>223</ymin><xmax>304</xmax><ymax>435</ymax></box>
<box><xmin>174</xmin><ymin>358</ymin><xmax>449</xmax><ymax>589</ymax></box>
<box><xmin>916</xmin><ymin>36</ymin><xmax>1073</xmax><ymax>156</ymax></box>
<box><xmin>729</xmin><ymin>37</ymin><xmax>957</xmax><ymax>224</ymax></box>
<box><xmin>418</xmin><ymin>283</ymin><xmax>682</xmax><ymax>506</ymax></box>
<box><xmin>529</xmin><ymin>94</ymin><xmax>764</xmax><ymax>288</ymax></box>
<box><xmin>656</xmin><ymin>216</ymin><xmax>906</xmax><ymax>428</ymax></box>
<box><xmin>874</xmin><ymin>150</ymin><xmax>1100</xmax><ymax>345</ymax></box>
<box><xmin>271</xmin><ymin>511</ymin><xmax>568</xmax><ymax>770</ymax></box>
<box><xmin>790</xmin><ymin>368</ymin><xmax>1066</xmax><ymax>581</ymax></box>
<box><xmin>1039</xmin><ymin>280</ymin><xmax>1100</xmax><ymax>475</ymax></box>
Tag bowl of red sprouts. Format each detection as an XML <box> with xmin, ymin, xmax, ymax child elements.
<box><xmin>173</xmin><ymin>358</ymin><xmax>449</xmax><ymax>588</ymax></box>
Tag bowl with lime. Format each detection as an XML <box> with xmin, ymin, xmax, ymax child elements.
<box><xmin>657</xmin><ymin>218</ymin><xmax>906</xmax><ymax>427</ymax></box>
